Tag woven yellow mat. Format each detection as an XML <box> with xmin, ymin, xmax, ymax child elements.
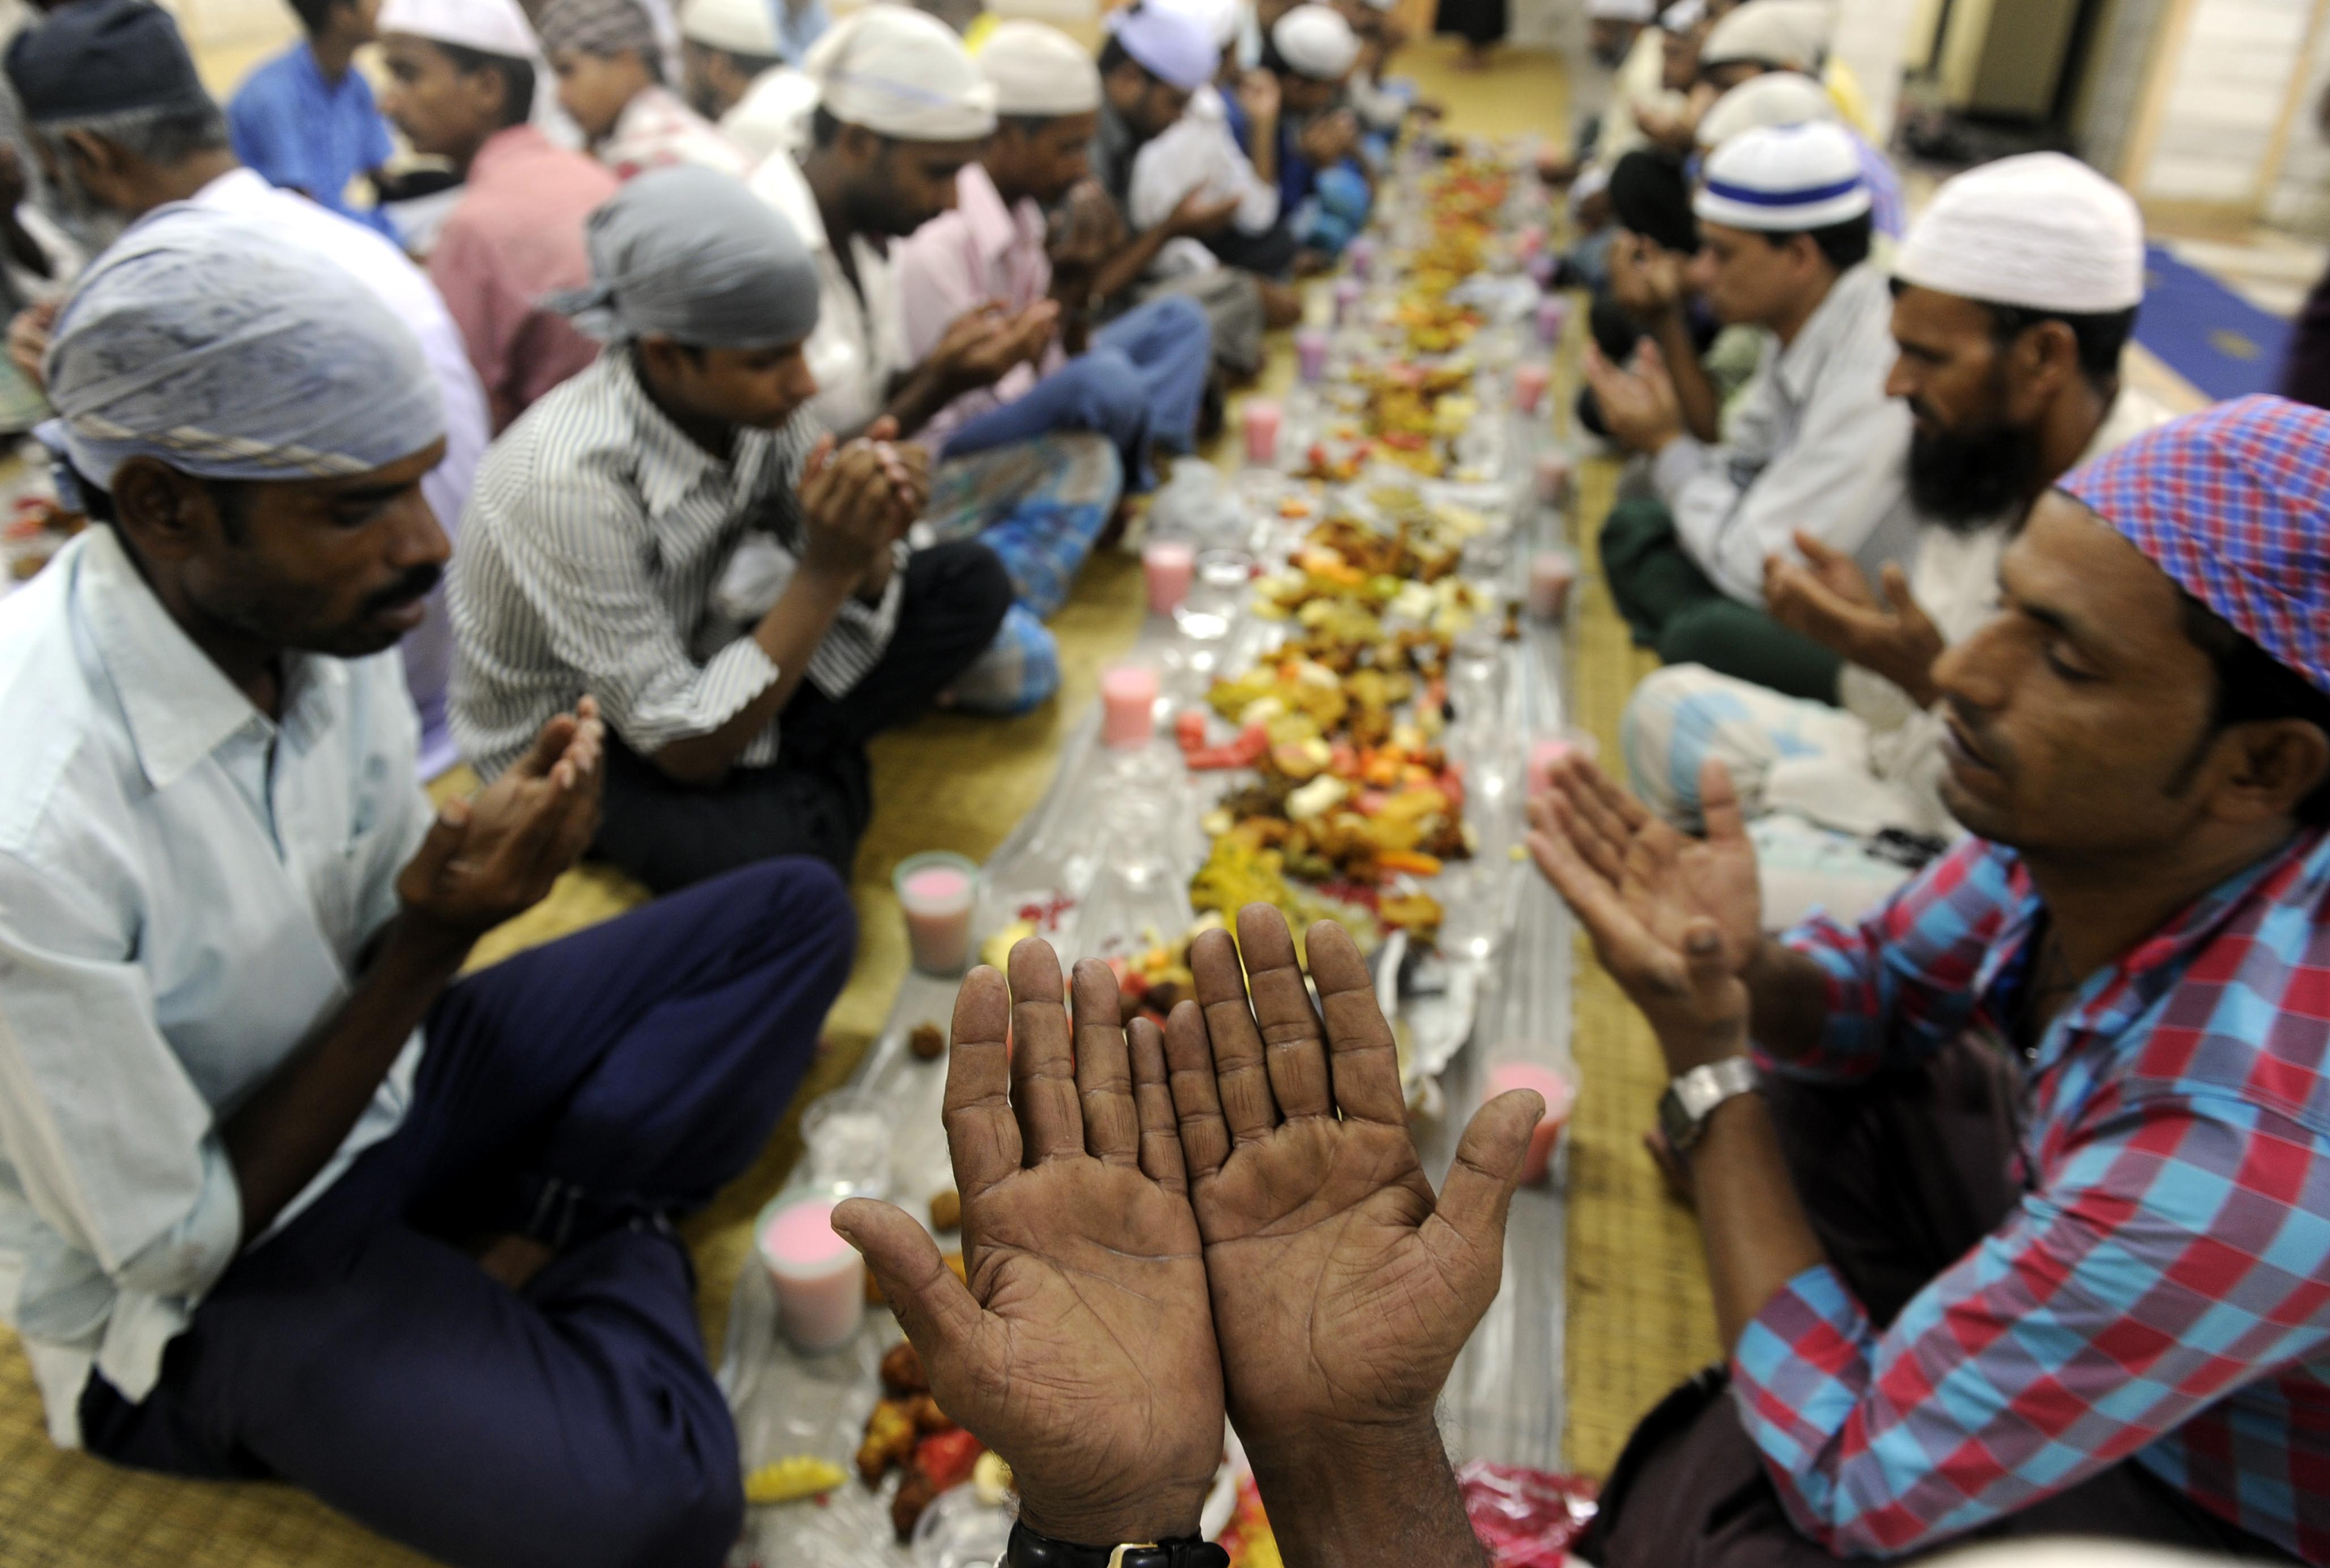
<box><xmin>1559</xmin><ymin>458</ymin><xmax>1722</xmax><ymax>1479</ymax></box>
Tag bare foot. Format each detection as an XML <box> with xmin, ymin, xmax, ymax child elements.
<box><xmin>1643</xmin><ymin>1128</ymin><xmax>1697</xmax><ymax>1208</ymax></box>
<box><xmin>475</xmin><ymin>1232</ymin><xmax>558</xmax><ymax>1292</ymax></box>
<box><xmin>1255</xmin><ymin>278</ymin><xmax>1303</xmax><ymax>329</ymax></box>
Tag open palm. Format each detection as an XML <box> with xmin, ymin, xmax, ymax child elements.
<box><xmin>1527</xmin><ymin>754</ymin><xmax>1756</xmax><ymax>1066</ymax></box>
<box><xmin>1162</xmin><ymin>907</ymin><xmax>1541</xmax><ymax>1455</ymax></box>
<box><xmin>837</xmin><ymin>944</ymin><xmax>1222</xmax><ymax>1546</ymax></box>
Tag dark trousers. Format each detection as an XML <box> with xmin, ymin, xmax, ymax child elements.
<box><xmin>78</xmin><ymin>858</ymin><xmax>858</xmax><ymax>1568</ymax></box>
<box><xmin>1600</xmin><ymin>496</ymin><xmax>1845</xmax><ymax>704</ymax></box>
<box><xmin>592</xmin><ymin>539</ymin><xmax>1013</xmax><ymax>893</ymax></box>
<box><xmin>1581</xmin><ymin>1036</ymin><xmax>2298</xmax><ymax>1566</ymax></box>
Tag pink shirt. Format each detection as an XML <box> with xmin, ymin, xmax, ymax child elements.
<box><xmin>428</xmin><ymin>125</ymin><xmax>620</xmax><ymax>432</ymax></box>
<box><xmin>891</xmin><ymin>163</ymin><xmax>1066</xmax><ymax>447</ymax></box>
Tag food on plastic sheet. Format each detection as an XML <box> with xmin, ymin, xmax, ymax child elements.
<box><xmin>856</xmin><ymin>1397</ymin><xmax>920</xmax><ymax>1485</ymax></box>
<box><xmin>890</xmin><ymin>1469</ymin><xmax>941</xmax><ymax>1542</ymax></box>
<box><xmin>1113</xmin><ymin>936</ymin><xmax>1200</xmax><ymax>1029</ymax></box>
<box><xmin>882</xmin><ymin>1340</ymin><xmax>931</xmax><ymax>1396</ymax></box>
<box><xmin>916</xmin><ymin>1429</ymin><xmax>982</xmax><ymax>1494</ymax></box>
<box><xmin>908</xmin><ymin>1021</ymin><xmax>946</xmax><ymax>1061</ymax></box>
<box><xmin>929</xmin><ymin>1187</ymin><xmax>961</xmax><ymax>1232</ymax></box>
<box><xmin>1456</xmin><ymin>1460</ymin><xmax>1597</xmax><ymax>1566</ymax></box>
<box><xmin>971</xmin><ymin>1451</ymin><xmax>1015</xmax><ymax>1507</ymax></box>
<box><xmin>742</xmin><ymin>1454</ymin><xmax>849</xmax><ymax>1505</ymax></box>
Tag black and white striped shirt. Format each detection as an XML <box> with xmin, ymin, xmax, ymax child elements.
<box><xmin>448</xmin><ymin>349</ymin><xmax>903</xmax><ymax>779</ymax></box>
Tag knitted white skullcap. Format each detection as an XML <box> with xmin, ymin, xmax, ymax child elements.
<box><xmin>680</xmin><ymin>0</ymin><xmax>777</xmax><ymax>54</ymax></box>
<box><xmin>1895</xmin><ymin>152</ymin><xmax>2145</xmax><ymax>314</ymax></box>
<box><xmin>1271</xmin><ymin>3</ymin><xmax>1360</xmax><ymax>79</ymax></box>
<box><xmin>1695</xmin><ymin>70</ymin><xmax>1834</xmax><ymax>149</ymax></box>
<box><xmin>1692</xmin><ymin>121</ymin><xmax>1869</xmax><ymax>231</ymax></box>
<box><xmin>1700</xmin><ymin>0</ymin><xmax>1830</xmax><ymax>69</ymax></box>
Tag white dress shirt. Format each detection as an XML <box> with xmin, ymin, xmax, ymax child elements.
<box><xmin>0</xmin><ymin>527</ymin><xmax>429</xmax><ymax>1446</ymax></box>
<box><xmin>749</xmin><ymin>149</ymin><xmax>909</xmax><ymax>437</ymax></box>
<box><xmin>189</xmin><ymin>167</ymin><xmax>492</xmax><ymax>777</ymax></box>
<box><xmin>1129</xmin><ymin>84</ymin><xmax>1280</xmax><ymax>239</ymax></box>
<box><xmin>1649</xmin><ymin>261</ymin><xmax>1916</xmax><ymax>606</ymax></box>
<box><xmin>449</xmin><ymin>350</ymin><xmax>903</xmax><ymax>779</ymax></box>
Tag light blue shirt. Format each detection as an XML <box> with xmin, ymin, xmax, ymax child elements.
<box><xmin>769</xmin><ymin>0</ymin><xmax>831</xmax><ymax>65</ymax></box>
<box><xmin>226</xmin><ymin>42</ymin><xmax>399</xmax><ymax>240</ymax></box>
<box><xmin>0</xmin><ymin>527</ymin><xmax>427</xmax><ymax>1445</ymax></box>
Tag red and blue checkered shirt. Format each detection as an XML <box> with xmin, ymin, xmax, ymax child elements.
<box><xmin>1741</xmin><ymin>829</ymin><xmax>2330</xmax><ymax>1562</ymax></box>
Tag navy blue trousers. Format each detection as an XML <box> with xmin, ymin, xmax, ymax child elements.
<box><xmin>78</xmin><ymin>858</ymin><xmax>857</xmax><ymax>1568</ymax></box>
<box><xmin>940</xmin><ymin>293</ymin><xmax>1213</xmax><ymax>489</ymax></box>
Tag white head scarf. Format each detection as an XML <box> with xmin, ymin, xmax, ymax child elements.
<box><xmin>551</xmin><ymin>166</ymin><xmax>823</xmax><ymax>347</ymax></box>
<box><xmin>45</xmin><ymin>208</ymin><xmax>442</xmax><ymax>491</ymax></box>
<box><xmin>979</xmin><ymin>20</ymin><xmax>1103</xmax><ymax>116</ymax></box>
<box><xmin>805</xmin><ymin>3</ymin><xmax>996</xmax><ymax>140</ymax></box>
<box><xmin>1700</xmin><ymin>0</ymin><xmax>1830</xmax><ymax>69</ymax></box>
<box><xmin>377</xmin><ymin>0</ymin><xmax>541</xmax><ymax>58</ymax></box>
<box><xmin>1895</xmin><ymin>152</ymin><xmax>2145</xmax><ymax>315</ymax></box>
<box><xmin>1695</xmin><ymin>70</ymin><xmax>1835</xmax><ymax>149</ymax></box>
<box><xmin>681</xmin><ymin>0</ymin><xmax>780</xmax><ymax>54</ymax></box>
<box><xmin>1271</xmin><ymin>3</ymin><xmax>1359</xmax><ymax>79</ymax></box>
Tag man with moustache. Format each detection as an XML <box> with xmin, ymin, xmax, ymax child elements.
<box><xmin>1537</xmin><ymin>393</ymin><xmax>2330</xmax><ymax>1566</ymax></box>
<box><xmin>0</xmin><ymin>210</ymin><xmax>855</xmax><ymax>1568</ymax></box>
<box><xmin>7</xmin><ymin>0</ymin><xmax>492</xmax><ymax>775</ymax></box>
<box><xmin>1622</xmin><ymin>155</ymin><xmax>2165</xmax><ymax>927</ymax></box>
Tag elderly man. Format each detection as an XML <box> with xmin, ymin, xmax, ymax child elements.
<box><xmin>752</xmin><ymin>6</ymin><xmax>1123</xmax><ymax>716</ymax></box>
<box><xmin>8</xmin><ymin>0</ymin><xmax>491</xmax><ymax>777</ymax></box>
<box><xmin>1537</xmin><ymin>395</ymin><xmax>2330</xmax><ymax>1566</ymax></box>
<box><xmin>5</xmin><ymin>208</ymin><xmax>854</xmax><ymax>1568</ymax></box>
<box><xmin>892</xmin><ymin>20</ymin><xmax>1214</xmax><ymax>487</ymax></box>
<box><xmin>539</xmin><ymin>0</ymin><xmax>752</xmax><ymax>178</ymax></box>
<box><xmin>452</xmin><ymin>167</ymin><xmax>1012</xmax><ymax>893</ymax></box>
<box><xmin>1587</xmin><ymin>122</ymin><xmax>1910</xmax><ymax>705</ymax></box>
<box><xmin>377</xmin><ymin>0</ymin><xmax>619</xmax><ymax>431</ymax></box>
<box><xmin>1623</xmin><ymin>154</ymin><xmax>2165</xmax><ymax>928</ymax></box>
<box><xmin>675</xmin><ymin>0</ymin><xmax>815</xmax><ymax>162</ymax></box>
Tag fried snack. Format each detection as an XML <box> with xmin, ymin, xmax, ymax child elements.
<box><xmin>743</xmin><ymin>1455</ymin><xmax>848</xmax><ymax>1505</ymax></box>
<box><xmin>929</xmin><ymin>1187</ymin><xmax>962</xmax><ymax>1232</ymax></box>
<box><xmin>907</xmin><ymin>1394</ymin><xmax>954</xmax><ymax>1434</ymax></box>
<box><xmin>856</xmin><ymin>1397</ymin><xmax>918</xmax><ymax>1485</ymax></box>
<box><xmin>908</xmin><ymin>1021</ymin><xmax>946</xmax><ymax>1060</ymax></box>
<box><xmin>891</xmin><ymin>1469</ymin><xmax>939</xmax><ymax>1542</ymax></box>
<box><xmin>881</xmin><ymin>1340</ymin><xmax>930</xmax><ymax>1397</ymax></box>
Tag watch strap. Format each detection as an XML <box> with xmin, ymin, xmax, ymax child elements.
<box><xmin>1003</xmin><ymin>1521</ymin><xmax>1228</xmax><ymax>1568</ymax></box>
<box><xmin>1658</xmin><ymin>1055</ymin><xmax>1759</xmax><ymax>1154</ymax></box>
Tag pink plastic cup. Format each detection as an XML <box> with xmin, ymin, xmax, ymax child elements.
<box><xmin>895</xmin><ymin>851</ymin><xmax>977</xmax><ymax>973</ymax></box>
<box><xmin>1296</xmin><ymin>327</ymin><xmax>1330</xmax><ymax>383</ymax></box>
<box><xmin>1486</xmin><ymin>1060</ymin><xmax>1579</xmax><ymax>1184</ymax></box>
<box><xmin>1100</xmin><ymin>663</ymin><xmax>1161</xmax><ymax>747</ymax></box>
<box><xmin>1142</xmin><ymin>537</ymin><xmax>1197</xmax><ymax>616</ymax></box>
<box><xmin>1242</xmin><ymin>399</ymin><xmax>1282</xmax><ymax>467</ymax></box>
<box><xmin>1534</xmin><ymin>294</ymin><xmax>1571</xmax><ymax>347</ymax></box>
<box><xmin>757</xmin><ymin>1196</ymin><xmax>866</xmax><ymax>1353</ymax></box>
<box><xmin>1512</xmin><ymin>361</ymin><xmax>1550</xmax><ymax>415</ymax></box>
<box><xmin>1528</xmin><ymin>549</ymin><xmax>1577</xmax><ymax>621</ymax></box>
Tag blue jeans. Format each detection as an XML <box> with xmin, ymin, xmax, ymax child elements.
<box><xmin>940</xmin><ymin>293</ymin><xmax>1212</xmax><ymax>491</ymax></box>
<box><xmin>78</xmin><ymin>859</ymin><xmax>857</xmax><ymax>1568</ymax></box>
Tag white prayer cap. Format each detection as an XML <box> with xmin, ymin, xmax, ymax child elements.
<box><xmin>1659</xmin><ymin>0</ymin><xmax>1704</xmax><ymax>31</ymax></box>
<box><xmin>1693</xmin><ymin>121</ymin><xmax>1868</xmax><ymax>231</ymax></box>
<box><xmin>805</xmin><ymin>3</ymin><xmax>996</xmax><ymax>140</ymax></box>
<box><xmin>377</xmin><ymin>0</ymin><xmax>540</xmax><ymax>58</ymax></box>
<box><xmin>679</xmin><ymin>0</ymin><xmax>777</xmax><ymax>54</ymax></box>
<box><xmin>1895</xmin><ymin>152</ymin><xmax>2145</xmax><ymax>314</ymax></box>
<box><xmin>1271</xmin><ymin>3</ymin><xmax>1359</xmax><ymax>79</ymax></box>
<box><xmin>1106</xmin><ymin>0</ymin><xmax>1219</xmax><ymax>91</ymax></box>
<box><xmin>1172</xmin><ymin>0</ymin><xmax>1240</xmax><ymax>45</ymax></box>
<box><xmin>1701</xmin><ymin>0</ymin><xmax>1829</xmax><ymax>69</ymax></box>
<box><xmin>1587</xmin><ymin>0</ymin><xmax>1655</xmax><ymax>22</ymax></box>
<box><xmin>1695</xmin><ymin>70</ymin><xmax>1834</xmax><ymax>149</ymax></box>
<box><xmin>980</xmin><ymin>20</ymin><xmax>1102</xmax><ymax>116</ymax></box>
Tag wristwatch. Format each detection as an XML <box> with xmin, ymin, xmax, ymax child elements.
<box><xmin>1657</xmin><ymin>1055</ymin><xmax>1759</xmax><ymax>1157</ymax></box>
<box><xmin>1001</xmin><ymin>1522</ymin><xmax>1229</xmax><ymax>1568</ymax></box>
